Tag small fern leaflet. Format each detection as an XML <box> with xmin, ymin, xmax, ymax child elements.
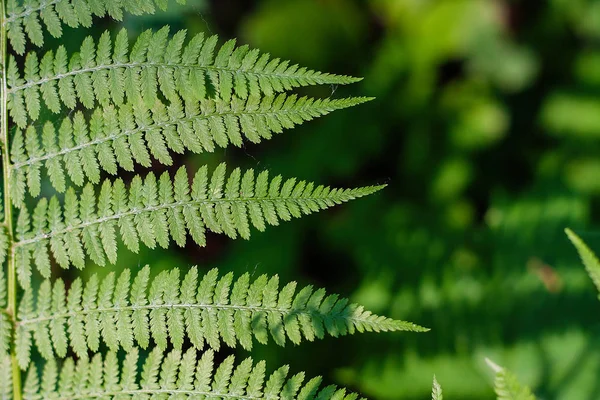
<box><xmin>0</xmin><ymin>355</ymin><xmax>12</xmax><ymax>399</ymax></box>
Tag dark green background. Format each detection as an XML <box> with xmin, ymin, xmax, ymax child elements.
<box><xmin>43</xmin><ymin>0</ymin><xmax>600</xmax><ymax>398</ymax></box>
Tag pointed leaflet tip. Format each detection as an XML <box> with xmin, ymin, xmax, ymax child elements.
<box><xmin>485</xmin><ymin>357</ymin><xmax>503</xmax><ymax>373</ymax></box>
<box><xmin>565</xmin><ymin>227</ymin><xmax>600</xmax><ymax>295</ymax></box>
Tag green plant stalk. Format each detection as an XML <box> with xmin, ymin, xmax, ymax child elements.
<box><xmin>0</xmin><ymin>0</ymin><xmax>21</xmax><ymax>398</ymax></box>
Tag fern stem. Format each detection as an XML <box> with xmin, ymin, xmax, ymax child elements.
<box><xmin>0</xmin><ymin>1</ymin><xmax>20</xmax><ymax>398</ymax></box>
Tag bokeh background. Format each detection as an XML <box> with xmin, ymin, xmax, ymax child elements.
<box><xmin>44</xmin><ymin>0</ymin><xmax>600</xmax><ymax>398</ymax></box>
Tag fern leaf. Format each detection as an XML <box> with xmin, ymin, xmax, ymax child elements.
<box><xmin>7</xmin><ymin>27</ymin><xmax>362</xmax><ymax>126</ymax></box>
<box><xmin>0</xmin><ymin>226</ymin><xmax>8</xmax><ymax>309</ymax></box>
<box><xmin>5</xmin><ymin>0</ymin><xmax>186</xmax><ymax>55</ymax></box>
<box><xmin>13</xmin><ymin>164</ymin><xmax>384</xmax><ymax>284</ymax></box>
<box><xmin>0</xmin><ymin>312</ymin><xmax>10</xmax><ymax>358</ymax></box>
<box><xmin>565</xmin><ymin>228</ymin><xmax>600</xmax><ymax>295</ymax></box>
<box><xmin>15</xmin><ymin>265</ymin><xmax>426</xmax><ymax>367</ymax></box>
<box><xmin>0</xmin><ymin>355</ymin><xmax>12</xmax><ymax>399</ymax></box>
<box><xmin>432</xmin><ymin>375</ymin><xmax>442</xmax><ymax>400</ymax></box>
<box><xmin>9</xmin><ymin>94</ymin><xmax>371</xmax><ymax>203</ymax></box>
<box><xmin>24</xmin><ymin>348</ymin><xmax>366</xmax><ymax>399</ymax></box>
<box><xmin>0</xmin><ymin>227</ymin><xmax>9</xmax><ymax>358</ymax></box>
<box><xmin>486</xmin><ymin>358</ymin><xmax>536</xmax><ymax>400</ymax></box>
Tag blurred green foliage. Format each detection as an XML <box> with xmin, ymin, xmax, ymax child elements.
<box><xmin>70</xmin><ymin>0</ymin><xmax>600</xmax><ymax>398</ymax></box>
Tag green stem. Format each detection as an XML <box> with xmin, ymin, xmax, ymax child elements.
<box><xmin>0</xmin><ymin>0</ymin><xmax>20</xmax><ymax>398</ymax></box>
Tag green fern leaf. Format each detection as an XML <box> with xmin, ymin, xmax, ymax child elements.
<box><xmin>6</xmin><ymin>0</ymin><xmax>186</xmax><ymax>55</ymax></box>
<box><xmin>0</xmin><ymin>227</ymin><xmax>9</xmax><ymax>358</ymax></box>
<box><xmin>0</xmin><ymin>355</ymin><xmax>12</xmax><ymax>398</ymax></box>
<box><xmin>13</xmin><ymin>164</ymin><xmax>384</xmax><ymax>285</ymax></box>
<box><xmin>432</xmin><ymin>375</ymin><xmax>442</xmax><ymax>400</ymax></box>
<box><xmin>7</xmin><ymin>27</ymin><xmax>362</xmax><ymax>126</ymax></box>
<box><xmin>0</xmin><ymin>311</ymin><xmax>10</xmax><ymax>358</ymax></box>
<box><xmin>0</xmin><ymin>226</ymin><xmax>8</xmax><ymax>309</ymax></box>
<box><xmin>486</xmin><ymin>358</ymin><xmax>536</xmax><ymax>400</ymax></box>
<box><xmin>15</xmin><ymin>265</ymin><xmax>426</xmax><ymax>367</ymax></box>
<box><xmin>9</xmin><ymin>94</ymin><xmax>371</xmax><ymax>203</ymax></box>
<box><xmin>565</xmin><ymin>228</ymin><xmax>600</xmax><ymax>295</ymax></box>
<box><xmin>24</xmin><ymin>348</ymin><xmax>367</xmax><ymax>399</ymax></box>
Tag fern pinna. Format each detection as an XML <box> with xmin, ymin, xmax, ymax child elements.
<box><xmin>0</xmin><ymin>1</ymin><xmax>426</xmax><ymax>399</ymax></box>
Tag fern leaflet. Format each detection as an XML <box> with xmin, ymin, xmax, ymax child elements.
<box><xmin>0</xmin><ymin>228</ymin><xmax>9</xmax><ymax>358</ymax></box>
<box><xmin>10</xmin><ymin>94</ymin><xmax>370</xmax><ymax>204</ymax></box>
<box><xmin>0</xmin><ymin>355</ymin><xmax>12</xmax><ymax>399</ymax></box>
<box><xmin>13</xmin><ymin>164</ymin><xmax>384</xmax><ymax>287</ymax></box>
<box><xmin>7</xmin><ymin>27</ymin><xmax>361</xmax><ymax>127</ymax></box>
<box><xmin>6</xmin><ymin>0</ymin><xmax>186</xmax><ymax>54</ymax></box>
<box><xmin>15</xmin><ymin>265</ymin><xmax>426</xmax><ymax>367</ymax></box>
<box><xmin>24</xmin><ymin>348</ymin><xmax>365</xmax><ymax>399</ymax></box>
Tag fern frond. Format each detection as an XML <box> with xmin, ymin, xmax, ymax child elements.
<box><xmin>10</xmin><ymin>94</ymin><xmax>371</xmax><ymax>203</ymax></box>
<box><xmin>24</xmin><ymin>348</ymin><xmax>365</xmax><ymax>399</ymax></box>
<box><xmin>486</xmin><ymin>358</ymin><xmax>536</xmax><ymax>400</ymax></box>
<box><xmin>15</xmin><ymin>265</ymin><xmax>425</xmax><ymax>367</ymax></box>
<box><xmin>13</xmin><ymin>164</ymin><xmax>384</xmax><ymax>286</ymax></box>
<box><xmin>7</xmin><ymin>27</ymin><xmax>362</xmax><ymax>126</ymax></box>
<box><xmin>432</xmin><ymin>375</ymin><xmax>442</xmax><ymax>400</ymax></box>
<box><xmin>5</xmin><ymin>0</ymin><xmax>186</xmax><ymax>55</ymax></box>
<box><xmin>0</xmin><ymin>355</ymin><xmax>12</xmax><ymax>399</ymax></box>
<box><xmin>565</xmin><ymin>228</ymin><xmax>600</xmax><ymax>295</ymax></box>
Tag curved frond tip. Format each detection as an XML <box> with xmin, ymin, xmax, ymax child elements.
<box><xmin>7</xmin><ymin>26</ymin><xmax>362</xmax><ymax>126</ymax></box>
<box><xmin>24</xmin><ymin>348</ymin><xmax>366</xmax><ymax>399</ymax></box>
<box><xmin>16</xmin><ymin>265</ymin><xmax>427</xmax><ymax>368</ymax></box>
<box><xmin>565</xmin><ymin>228</ymin><xmax>600</xmax><ymax>295</ymax></box>
<box><xmin>14</xmin><ymin>163</ymin><xmax>385</xmax><ymax>286</ymax></box>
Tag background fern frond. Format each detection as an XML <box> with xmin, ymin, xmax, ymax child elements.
<box><xmin>565</xmin><ymin>228</ymin><xmax>600</xmax><ymax>295</ymax></box>
<box><xmin>9</xmin><ymin>94</ymin><xmax>371</xmax><ymax>203</ymax></box>
<box><xmin>7</xmin><ymin>27</ymin><xmax>362</xmax><ymax>126</ymax></box>
<box><xmin>486</xmin><ymin>358</ymin><xmax>536</xmax><ymax>400</ymax></box>
<box><xmin>432</xmin><ymin>375</ymin><xmax>442</xmax><ymax>400</ymax></box>
<box><xmin>5</xmin><ymin>0</ymin><xmax>186</xmax><ymax>55</ymax></box>
<box><xmin>13</xmin><ymin>164</ymin><xmax>384</xmax><ymax>285</ymax></box>
<box><xmin>15</xmin><ymin>265</ymin><xmax>425</xmax><ymax>367</ymax></box>
<box><xmin>24</xmin><ymin>348</ymin><xmax>365</xmax><ymax>400</ymax></box>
